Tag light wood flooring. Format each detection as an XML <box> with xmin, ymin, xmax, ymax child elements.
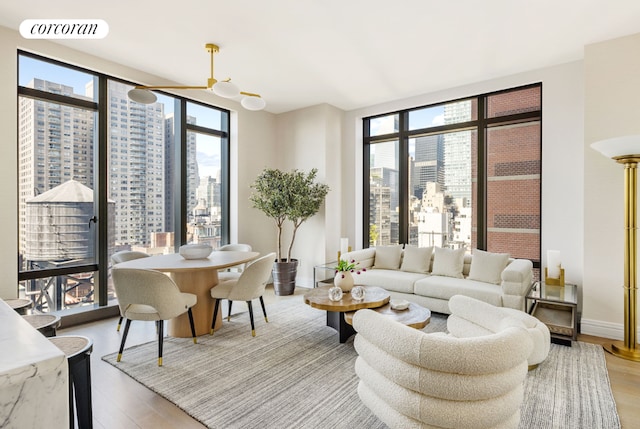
<box><xmin>59</xmin><ymin>287</ymin><xmax>640</xmax><ymax>429</ymax></box>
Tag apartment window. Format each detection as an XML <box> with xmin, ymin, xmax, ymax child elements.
<box><xmin>364</xmin><ymin>84</ymin><xmax>541</xmax><ymax>275</ymax></box>
<box><xmin>18</xmin><ymin>52</ymin><xmax>231</xmax><ymax>314</ymax></box>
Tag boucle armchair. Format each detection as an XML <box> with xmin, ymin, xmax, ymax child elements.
<box><xmin>447</xmin><ymin>294</ymin><xmax>550</xmax><ymax>369</ymax></box>
<box><xmin>352</xmin><ymin>309</ymin><xmax>532</xmax><ymax>429</ymax></box>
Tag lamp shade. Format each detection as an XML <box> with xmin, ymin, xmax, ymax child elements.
<box><xmin>127</xmin><ymin>88</ymin><xmax>157</xmax><ymax>104</ymax></box>
<box><xmin>212</xmin><ymin>81</ymin><xmax>240</xmax><ymax>98</ymax></box>
<box><xmin>241</xmin><ymin>95</ymin><xmax>266</xmax><ymax>111</ymax></box>
<box><xmin>591</xmin><ymin>135</ymin><xmax>640</xmax><ymax>159</ymax></box>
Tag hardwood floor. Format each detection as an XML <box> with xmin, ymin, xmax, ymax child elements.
<box><xmin>59</xmin><ymin>288</ymin><xmax>640</xmax><ymax>428</ymax></box>
<box><xmin>576</xmin><ymin>333</ymin><xmax>640</xmax><ymax>429</ymax></box>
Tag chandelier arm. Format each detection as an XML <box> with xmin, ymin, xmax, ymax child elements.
<box><xmin>134</xmin><ymin>85</ymin><xmax>208</xmax><ymax>90</ymax></box>
<box><xmin>240</xmin><ymin>91</ymin><xmax>262</xmax><ymax>98</ymax></box>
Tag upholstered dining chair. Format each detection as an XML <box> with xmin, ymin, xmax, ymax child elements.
<box><xmin>216</xmin><ymin>243</ymin><xmax>253</xmax><ymax>320</ymax></box>
<box><xmin>111</xmin><ymin>250</ymin><xmax>150</xmax><ymax>331</ymax></box>
<box><xmin>112</xmin><ymin>268</ymin><xmax>197</xmax><ymax>366</ymax></box>
<box><xmin>210</xmin><ymin>252</ymin><xmax>275</xmax><ymax>337</ymax></box>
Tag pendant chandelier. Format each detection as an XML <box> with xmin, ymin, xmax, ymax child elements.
<box><xmin>127</xmin><ymin>43</ymin><xmax>266</xmax><ymax>111</ymax></box>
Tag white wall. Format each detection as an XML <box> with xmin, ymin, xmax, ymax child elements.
<box><xmin>583</xmin><ymin>32</ymin><xmax>640</xmax><ymax>339</ymax></box>
<box><xmin>0</xmin><ymin>25</ymin><xmax>277</xmax><ymax>298</ymax></box>
<box><xmin>274</xmin><ymin>104</ymin><xmax>344</xmax><ymax>287</ymax></box>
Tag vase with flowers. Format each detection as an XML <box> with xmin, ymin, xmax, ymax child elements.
<box><xmin>333</xmin><ymin>259</ymin><xmax>366</xmax><ymax>293</ymax></box>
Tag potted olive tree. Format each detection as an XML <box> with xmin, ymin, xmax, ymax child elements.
<box><xmin>250</xmin><ymin>168</ymin><xmax>330</xmax><ymax>295</ymax></box>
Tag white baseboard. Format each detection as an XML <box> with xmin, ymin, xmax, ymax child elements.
<box><xmin>580</xmin><ymin>318</ymin><xmax>627</xmax><ymax>340</ymax></box>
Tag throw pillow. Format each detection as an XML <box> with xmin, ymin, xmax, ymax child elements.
<box><xmin>373</xmin><ymin>245</ymin><xmax>403</xmax><ymax>270</ymax></box>
<box><xmin>468</xmin><ymin>249</ymin><xmax>510</xmax><ymax>285</ymax></box>
<box><xmin>431</xmin><ymin>247</ymin><xmax>465</xmax><ymax>278</ymax></box>
<box><xmin>400</xmin><ymin>246</ymin><xmax>433</xmax><ymax>274</ymax></box>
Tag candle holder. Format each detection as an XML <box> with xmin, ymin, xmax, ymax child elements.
<box><xmin>544</xmin><ymin>267</ymin><xmax>565</xmax><ymax>286</ymax></box>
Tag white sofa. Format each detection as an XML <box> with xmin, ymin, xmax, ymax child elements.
<box><xmin>342</xmin><ymin>245</ymin><xmax>533</xmax><ymax>314</ymax></box>
<box><xmin>353</xmin><ymin>303</ymin><xmax>533</xmax><ymax>429</ymax></box>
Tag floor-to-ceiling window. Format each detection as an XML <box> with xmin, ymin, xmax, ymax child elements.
<box><xmin>364</xmin><ymin>84</ymin><xmax>541</xmax><ymax>276</ymax></box>
<box><xmin>18</xmin><ymin>52</ymin><xmax>230</xmax><ymax>314</ymax></box>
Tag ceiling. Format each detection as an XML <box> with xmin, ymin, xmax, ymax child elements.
<box><xmin>2</xmin><ymin>0</ymin><xmax>640</xmax><ymax>114</ymax></box>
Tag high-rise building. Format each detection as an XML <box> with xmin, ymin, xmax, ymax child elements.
<box><xmin>107</xmin><ymin>81</ymin><xmax>166</xmax><ymax>246</ymax></box>
<box><xmin>164</xmin><ymin>113</ymin><xmax>198</xmax><ymax>229</ymax></box>
<box><xmin>18</xmin><ymin>79</ymin><xmax>94</xmax><ymax>255</ymax></box>
<box><xmin>443</xmin><ymin>101</ymin><xmax>473</xmax><ymax>200</ymax></box>
<box><xmin>412</xmin><ymin>134</ymin><xmax>444</xmax><ymax>200</ymax></box>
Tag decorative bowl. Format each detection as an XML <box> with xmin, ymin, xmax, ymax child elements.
<box><xmin>390</xmin><ymin>299</ymin><xmax>410</xmax><ymax>311</ymax></box>
<box><xmin>179</xmin><ymin>243</ymin><xmax>213</xmax><ymax>260</ymax></box>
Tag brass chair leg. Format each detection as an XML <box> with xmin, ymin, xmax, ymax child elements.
<box><xmin>117</xmin><ymin>319</ymin><xmax>132</xmax><ymax>362</ymax></box>
<box><xmin>116</xmin><ymin>316</ymin><xmax>123</xmax><ymax>331</ymax></box>
<box><xmin>158</xmin><ymin>319</ymin><xmax>164</xmax><ymax>366</ymax></box>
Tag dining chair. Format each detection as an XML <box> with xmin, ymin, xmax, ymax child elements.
<box><xmin>112</xmin><ymin>268</ymin><xmax>197</xmax><ymax>366</ymax></box>
<box><xmin>111</xmin><ymin>250</ymin><xmax>150</xmax><ymax>331</ymax></box>
<box><xmin>216</xmin><ymin>243</ymin><xmax>253</xmax><ymax>320</ymax></box>
<box><xmin>210</xmin><ymin>252</ymin><xmax>275</xmax><ymax>337</ymax></box>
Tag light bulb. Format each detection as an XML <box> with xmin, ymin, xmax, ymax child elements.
<box><xmin>212</xmin><ymin>80</ymin><xmax>240</xmax><ymax>98</ymax></box>
<box><xmin>127</xmin><ymin>88</ymin><xmax>157</xmax><ymax>104</ymax></box>
<box><xmin>241</xmin><ymin>95</ymin><xmax>266</xmax><ymax>111</ymax></box>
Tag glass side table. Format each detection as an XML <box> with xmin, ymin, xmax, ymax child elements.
<box><xmin>313</xmin><ymin>262</ymin><xmax>337</xmax><ymax>288</ymax></box>
<box><xmin>526</xmin><ymin>281</ymin><xmax>578</xmax><ymax>346</ymax></box>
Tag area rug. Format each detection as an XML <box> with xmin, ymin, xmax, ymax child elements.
<box><xmin>102</xmin><ymin>298</ymin><xmax>620</xmax><ymax>429</ymax></box>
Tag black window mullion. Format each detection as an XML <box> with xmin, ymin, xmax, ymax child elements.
<box><xmin>398</xmin><ymin>112</ymin><xmax>409</xmax><ymax>244</ymax></box>
<box><xmin>95</xmin><ymin>75</ymin><xmax>109</xmax><ymax>306</ymax></box>
<box><xmin>362</xmin><ymin>118</ymin><xmax>371</xmax><ymax>248</ymax></box>
<box><xmin>476</xmin><ymin>96</ymin><xmax>487</xmax><ymax>250</ymax></box>
<box><xmin>174</xmin><ymin>99</ymin><xmax>188</xmax><ymax>249</ymax></box>
<box><xmin>220</xmin><ymin>112</ymin><xmax>230</xmax><ymax>245</ymax></box>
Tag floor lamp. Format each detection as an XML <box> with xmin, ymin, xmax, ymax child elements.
<box><xmin>592</xmin><ymin>135</ymin><xmax>640</xmax><ymax>362</ymax></box>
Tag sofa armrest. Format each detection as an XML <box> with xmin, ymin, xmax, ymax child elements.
<box><xmin>500</xmin><ymin>259</ymin><xmax>533</xmax><ymax>310</ymax></box>
<box><xmin>341</xmin><ymin>248</ymin><xmax>376</xmax><ymax>269</ymax></box>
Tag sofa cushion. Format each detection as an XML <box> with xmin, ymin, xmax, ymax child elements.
<box><xmin>431</xmin><ymin>247</ymin><xmax>465</xmax><ymax>278</ymax></box>
<box><xmin>400</xmin><ymin>246</ymin><xmax>433</xmax><ymax>274</ymax></box>
<box><xmin>374</xmin><ymin>245</ymin><xmax>403</xmax><ymax>270</ymax></box>
<box><xmin>414</xmin><ymin>276</ymin><xmax>502</xmax><ymax>307</ymax></box>
<box><xmin>468</xmin><ymin>249</ymin><xmax>510</xmax><ymax>285</ymax></box>
<box><xmin>355</xmin><ymin>269</ymin><xmax>424</xmax><ymax>294</ymax></box>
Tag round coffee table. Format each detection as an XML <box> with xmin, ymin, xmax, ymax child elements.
<box><xmin>344</xmin><ymin>302</ymin><xmax>431</xmax><ymax>329</ymax></box>
<box><xmin>303</xmin><ymin>285</ymin><xmax>390</xmax><ymax>343</ymax></box>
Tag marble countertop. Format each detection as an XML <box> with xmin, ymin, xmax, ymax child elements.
<box><xmin>0</xmin><ymin>299</ymin><xmax>69</xmax><ymax>428</ymax></box>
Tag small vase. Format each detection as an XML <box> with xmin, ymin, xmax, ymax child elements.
<box><xmin>334</xmin><ymin>271</ymin><xmax>354</xmax><ymax>292</ymax></box>
<box><xmin>328</xmin><ymin>285</ymin><xmax>343</xmax><ymax>301</ymax></box>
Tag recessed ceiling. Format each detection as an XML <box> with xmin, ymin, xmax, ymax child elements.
<box><xmin>2</xmin><ymin>0</ymin><xmax>640</xmax><ymax>114</ymax></box>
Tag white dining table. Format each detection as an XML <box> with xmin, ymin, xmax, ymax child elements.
<box><xmin>114</xmin><ymin>250</ymin><xmax>260</xmax><ymax>337</ymax></box>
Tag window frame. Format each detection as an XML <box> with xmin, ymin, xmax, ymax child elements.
<box><xmin>17</xmin><ymin>50</ymin><xmax>231</xmax><ymax>311</ymax></box>
<box><xmin>363</xmin><ymin>83</ymin><xmax>542</xmax><ymax>270</ymax></box>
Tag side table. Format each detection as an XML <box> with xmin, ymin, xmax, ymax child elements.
<box><xmin>526</xmin><ymin>281</ymin><xmax>578</xmax><ymax>346</ymax></box>
<box><xmin>313</xmin><ymin>262</ymin><xmax>337</xmax><ymax>288</ymax></box>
